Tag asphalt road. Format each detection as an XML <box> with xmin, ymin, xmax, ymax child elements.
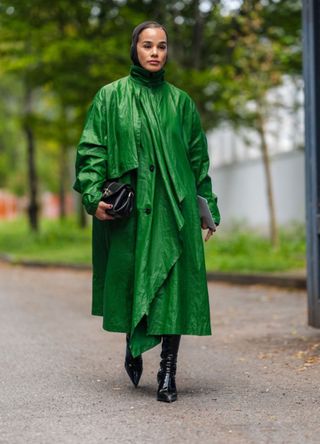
<box><xmin>1</xmin><ymin>264</ymin><xmax>320</xmax><ymax>444</ymax></box>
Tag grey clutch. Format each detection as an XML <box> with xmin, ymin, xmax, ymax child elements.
<box><xmin>197</xmin><ymin>195</ymin><xmax>217</xmax><ymax>231</ymax></box>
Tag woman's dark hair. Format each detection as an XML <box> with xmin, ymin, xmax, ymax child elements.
<box><xmin>130</xmin><ymin>20</ymin><xmax>168</xmax><ymax>67</ymax></box>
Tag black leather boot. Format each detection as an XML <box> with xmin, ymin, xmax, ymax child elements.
<box><xmin>124</xmin><ymin>334</ymin><xmax>143</xmax><ymax>388</ymax></box>
<box><xmin>157</xmin><ymin>335</ymin><xmax>181</xmax><ymax>403</ymax></box>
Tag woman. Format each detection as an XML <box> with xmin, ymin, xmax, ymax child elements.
<box><xmin>73</xmin><ymin>21</ymin><xmax>220</xmax><ymax>403</ymax></box>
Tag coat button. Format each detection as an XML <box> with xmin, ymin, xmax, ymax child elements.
<box><xmin>149</xmin><ymin>164</ymin><xmax>155</xmax><ymax>172</ymax></box>
<box><xmin>145</xmin><ymin>208</ymin><xmax>151</xmax><ymax>215</ymax></box>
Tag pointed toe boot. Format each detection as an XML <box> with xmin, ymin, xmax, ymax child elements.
<box><xmin>124</xmin><ymin>334</ymin><xmax>143</xmax><ymax>388</ymax></box>
<box><xmin>157</xmin><ymin>335</ymin><xmax>181</xmax><ymax>403</ymax></box>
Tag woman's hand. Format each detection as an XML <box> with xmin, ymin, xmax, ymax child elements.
<box><xmin>95</xmin><ymin>201</ymin><xmax>115</xmax><ymax>221</ymax></box>
<box><xmin>201</xmin><ymin>219</ymin><xmax>216</xmax><ymax>242</ymax></box>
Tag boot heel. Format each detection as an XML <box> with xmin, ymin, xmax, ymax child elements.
<box><xmin>157</xmin><ymin>335</ymin><xmax>181</xmax><ymax>403</ymax></box>
<box><xmin>125</xmin><ymin>334</ymin><xmax>143</xmax><ymax>388</ymax></box>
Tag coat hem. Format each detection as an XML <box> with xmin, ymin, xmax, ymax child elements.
<box><xmin>101</xmin><ymin>323</ymin><xmax>212</xmax><ymax>336</ymax></box>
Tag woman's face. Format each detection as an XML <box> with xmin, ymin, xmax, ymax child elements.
<box><xmin>136</xmin><ymin>27</ymin><xmax>167</xmax><ymax>72</ymax></box>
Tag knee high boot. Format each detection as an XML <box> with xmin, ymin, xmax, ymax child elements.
<box><xmin>124</xmin><ymin>334</ymin><xmax>143</xmax><ymax>388</ymax></box>
<box><xmin>157</xmin><ymin>335</ymin><xmax>181</xmax><ymax>403</ymax></box>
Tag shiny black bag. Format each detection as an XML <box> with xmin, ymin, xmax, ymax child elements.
<box><xmin>101</xmin><ymin>181</ymin><xmax>135</xmax><ymax>219</ymax></box>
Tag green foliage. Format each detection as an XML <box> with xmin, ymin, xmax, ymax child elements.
<box><xmin>207</xmin><ymin>0</ymin><xmax>302</xmax><ymax>129</ymax></box>
<box><xmin>204</xmin><ymin>223</ymin><xmax>306</xmax><ymax>272</ymax></box>
<box><xmin>0</xmin><ymin>75</ymin><xmax>26</xmax><ymax>194</ymax></box>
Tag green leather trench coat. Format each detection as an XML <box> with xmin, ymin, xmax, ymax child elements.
<box><xmin>74</xmin><ymin>65</ymin><xmax>220</xmax><ymax>357</ymax></box>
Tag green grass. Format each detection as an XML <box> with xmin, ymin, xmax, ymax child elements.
<box><xmin>0</xmin><ymin>217</ymin><xmax>306</xmax><ymax>273</ymax></box>
<box><xmin>204</xmin><ymin>222</ymin><xmax>306</xmax><ymax>273</ymax></box>
<box><xmin>0</xmin><ymin>217</ymin><xmax>92</xmax><ymax>265</ymax></box>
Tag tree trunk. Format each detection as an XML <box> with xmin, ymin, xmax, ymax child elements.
<box><xmin>256</xmin><ymin>111</ymin><xmax>279</xmax><ymax>247</ymax></box>
<box><xmin>59</xmin><ymin>144</ymin><xmax>68</xmax><ymax>220</ymax></box>
<box><xmin>192</xmin><ymin>0</ymin><xmax>203</xmax><ymax>69</ymax></box>
<box><xmin>23</xmin><ymin>88</ymin><xmax>39</xmax><ymax>232</ymax></box>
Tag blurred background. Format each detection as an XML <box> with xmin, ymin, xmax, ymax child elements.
<box><xmin>0</xmin><ymin>0</ymin><xmax>304</xmax><ymax>274</ymax></box>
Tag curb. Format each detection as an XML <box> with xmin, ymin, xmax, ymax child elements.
<box><xmin>0</xmin><ymin>255</ymin><xmax>306</xmax><ymax>289</ymax></box>
<box><xmin>0</xmin><ymin>255</ymin><xmax>91</xmax><ymax>271</ymax></box>
<box><xmin>207</xmin><ymin>271</ymin><xmax>306</xmax><ymax>289</ymax></box>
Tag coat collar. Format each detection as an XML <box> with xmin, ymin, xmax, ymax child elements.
<box><xmin>129</xmin><ymin>64</ymin><xmax>165</xmax><ymax>88</ymax></box>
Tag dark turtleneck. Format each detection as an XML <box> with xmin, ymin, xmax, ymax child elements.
<box><xmin>130</xmin><ymin>64</ymin><xmax>165</xmax><ymax>88</ymax></box>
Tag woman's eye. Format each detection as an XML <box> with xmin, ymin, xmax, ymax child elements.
<box><xmin>143</xmin><ymin>44</ymin><xmax>151</xmax><ymax>49</ymax></box>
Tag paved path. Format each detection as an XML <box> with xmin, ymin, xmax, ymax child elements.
<box><xmin>0</xmin><ymin>264</ymin><xmax>319</xmax><ymax>444</ymax></box>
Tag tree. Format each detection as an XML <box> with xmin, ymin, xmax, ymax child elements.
<box><xmin>0</xmin><ymin>1</ymin><xmax>50</xmax><ymax>231</ymax></box>
<box><xmin>0</xmin><ymin>0</ymin><xmax>138</xmax><ymax>228</ymax></box>
<box><xmin>204</xmin><ymin>0</ymin><xmax>302</xmax><ymax>246</ymax></box>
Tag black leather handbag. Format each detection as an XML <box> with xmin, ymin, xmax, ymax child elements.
<box><xmin>101</xmin><ymin>181</ymin><xmax>135</xmax><ymax>219</ymax></box>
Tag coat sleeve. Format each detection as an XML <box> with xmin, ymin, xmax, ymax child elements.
<box><xmin>73</xmin><ymin>90</ymin><xmax>108</xmax><ymax>215</ymax></box>
<box><xmin>187</xmin><ymin>99</ymin><xmax>221</xmax><ymax>225</ymax></box>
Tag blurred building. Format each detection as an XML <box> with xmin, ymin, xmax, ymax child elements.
<box><xmin>0</xmin><ymin>191</ymin><xmax>74</xmax><ymax>220</ymax></box>
<box><xmin>0</xmin><ymin>190</ymin><xmax>18</xmax><ymax>220</ymax></box>
<box><xmin>208</xmin><ymin>76</ymin><xmax>304</xmax><ymax>230</ymax></box>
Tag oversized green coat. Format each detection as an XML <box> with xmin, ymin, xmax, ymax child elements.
<box><xmin>74</xmin><ymin>65</ymin><xmax>220</xmax><ymax>358</ymax></box>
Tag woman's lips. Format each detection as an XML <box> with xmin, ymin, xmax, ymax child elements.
<box><xmin>148</xmin><ymin>61</ymin><xmax>160</xmax><ymax>65</ymax></box>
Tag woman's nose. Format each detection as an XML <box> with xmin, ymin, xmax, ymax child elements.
<box><xmin>151</xmin><ymin>47</ymin><xmax>158</xmax><ymax>57</ymax></box>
